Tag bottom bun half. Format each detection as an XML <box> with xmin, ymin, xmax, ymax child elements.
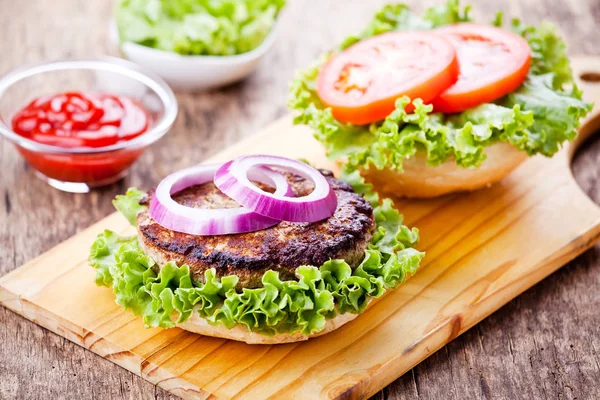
<box><xmin>177</xmin><ymin>307</ymin><xmax>362</xmax><ymax>344</ymax></box>
<box><xmin>360</xmin><ymin>142</ymin><xmax>527</xmax><ymax>198</ymax></box>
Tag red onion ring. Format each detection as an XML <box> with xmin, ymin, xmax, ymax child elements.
<box><xmin>149</xmin><ymin>163</ymin><xmax>294</xmax><ymax>235</ymax></box>
<box><xmin>214</xmin><ymin>155</ymin><xmax>337</xmax><ymax>223</ymax></box>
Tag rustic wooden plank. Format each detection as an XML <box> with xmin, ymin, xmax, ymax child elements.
<box><xmin>1</xmin><ymin>0</ymin><xmax>600</xmax><ymax>399</ymax></box>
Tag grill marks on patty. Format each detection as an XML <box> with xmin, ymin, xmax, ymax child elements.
<box><xmin>137</xmin><ymin>170</ymin><xmax>375</xmax><ymax>288</ymax></box>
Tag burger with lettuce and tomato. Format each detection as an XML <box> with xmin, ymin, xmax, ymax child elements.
<box><xmin>289</xmin><ymin>0</ymin><xmax>593</xmax><ymax>198</ymax></box>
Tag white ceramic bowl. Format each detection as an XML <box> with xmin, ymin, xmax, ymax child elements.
<box><xmin>110</xmin><ymin>21</ymin><xmax>277</xmax><ymax>92</ymax></box>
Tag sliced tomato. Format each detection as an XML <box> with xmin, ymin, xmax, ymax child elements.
<box><xmin>316</xmin><ymin>31</ymin><xmax>459</xmax><ymax>125</ymax></box>
<box><xmin>430</xmin><ymin>23</ymin><xmax>531</xmax><ymax>113</ymax></box>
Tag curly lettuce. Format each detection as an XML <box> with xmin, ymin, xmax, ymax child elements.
<box><xmin>113</xmin><ymin>188</ymin><xmax>146</xmax><ymax>225</ymax></box>
<box><xmin>116</xmin><ymin>0</ymin><xmax>285</xmax><ymax>56</ymax></box>
<box><xmin>90</xmin><ymin>181</ymin><xmax>423</xmax><ymax>336</ymax></box>
<box><xmin>288</xmin><ymin>1</ymin><xmax>592</xmax><ymax>173</ymax></box>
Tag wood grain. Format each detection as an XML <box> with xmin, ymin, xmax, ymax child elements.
<box><xmin>1</xmin><ymin>56</ymin><xmax>600</xmax><ymax>400</ymax></box>
<box><xmin>1</xmin><ymin>1</ymin><xmax>600</xmax><ymax>399</ymax></box>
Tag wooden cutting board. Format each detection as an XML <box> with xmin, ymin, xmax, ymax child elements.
<box><xmin>2</xmin><ymin>56</ymin><xmax>600</xmax><ymax>400</ymax></box>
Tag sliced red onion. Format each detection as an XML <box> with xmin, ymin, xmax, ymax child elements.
<box><xmin>214</xmin><ymin>155</ymin><xmax>337</xmax><ymax>223</ymax></box>
<box><xmin>149</xmin><ymin>163</ymin><xmax>293</xmax><ymax>235</ymax></box>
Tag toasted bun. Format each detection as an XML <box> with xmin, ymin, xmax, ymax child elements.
<box><xmin>360</xmin><ymin>142</ymin><xmax>527</xmax><ymax>198</ymax></box>
<box><xmin>177</xmin><ymin>307</ymin><xmax>361</xmax><ymax>344</ymax></box>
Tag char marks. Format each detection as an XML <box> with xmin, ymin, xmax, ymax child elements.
<box><xmin>137</xmin><ymin>170</ymin><xmax>375</xmax><ymax>288</ymax></box>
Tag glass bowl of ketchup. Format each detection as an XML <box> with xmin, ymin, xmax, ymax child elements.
<box><xmin>0</xmin><ymin>58</ymin><xmax>177</xmax><ymax>193</ymax></box>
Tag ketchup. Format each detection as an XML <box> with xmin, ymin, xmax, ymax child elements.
<box><xmin>12</xmin><ymin>91</ymin><xmax>149</xmax><ymax>148</ymax></box>
<box><xmin>12</xmin><ymin>91</ymin><xmax>151</xmax><ymax>185</ymax></box>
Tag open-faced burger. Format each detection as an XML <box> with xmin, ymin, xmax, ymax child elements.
<box><xmin>89</xmin><ymin>155</ymin><xmax>423</xmax><ymax>344</ymax></box>
<box><xmin>288</xmin><ymin>0</ymin><xmax>593</xmax><ymax>198</ymax></box>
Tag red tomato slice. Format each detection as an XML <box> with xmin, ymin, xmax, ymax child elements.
<box><xmin>430</xmin><ymin>23</ymin><xmax>531</xmax><ymax>113</ymax></box>
<box><xmin>316</xmin><ymin>31</ymin><xmax>459</xmax><ymax>125</ymax></box>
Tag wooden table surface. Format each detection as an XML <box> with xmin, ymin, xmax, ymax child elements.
<box><xmin>1</xmin><ymin>0</ymin><xmax>600</xmax><ymax>399</ymax></box>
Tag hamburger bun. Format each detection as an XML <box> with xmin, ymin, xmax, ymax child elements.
<box><xmin>177</xmin><ymin>306</ymin><xmax>362</xmax><ymax>344</ymax></box>
<box><xmin>360</xmin><ymin>142</ymin><xmax>527</xmax><ymax>198</ymax></box>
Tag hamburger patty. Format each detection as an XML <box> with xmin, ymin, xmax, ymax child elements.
<box><xmin>137</xmin><ymin>170</ymin><xmax>375</xmax><ymax>289</ymax></box>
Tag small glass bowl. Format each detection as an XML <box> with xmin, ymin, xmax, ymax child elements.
<box><xmin>0</xmin><ymin>58</ymin><xmax>178</xmax><ymax>193</ymax></box>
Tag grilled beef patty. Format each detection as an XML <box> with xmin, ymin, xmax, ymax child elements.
<box><xmin>137</xmin><ymin>170</ymin><xmax>375</xmax><ymax>289</ymax></box>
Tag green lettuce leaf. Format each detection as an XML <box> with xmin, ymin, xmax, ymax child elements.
<box><xmin>287</xmin><ymin>0</ymin><xmax>592</xmax><ymax>174</ymax></box>
<box><xmin>113</xmin><ymin>188</ymin><xmax>147</xmax><ymax>226</ymax></box>
<box><xmin>340</xmin><ymin>0</ymin><xmax>471</xmax><ymax>50</ymax></box>
<box><xmin>89</xmin><ymin>183</ymin><xmax>423</xmax><ymax>336</ymax></box>
<box><xmin>115</xmin><ymin>0</ymin><xmax>285</xmax><ymax>56</ymax></box>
